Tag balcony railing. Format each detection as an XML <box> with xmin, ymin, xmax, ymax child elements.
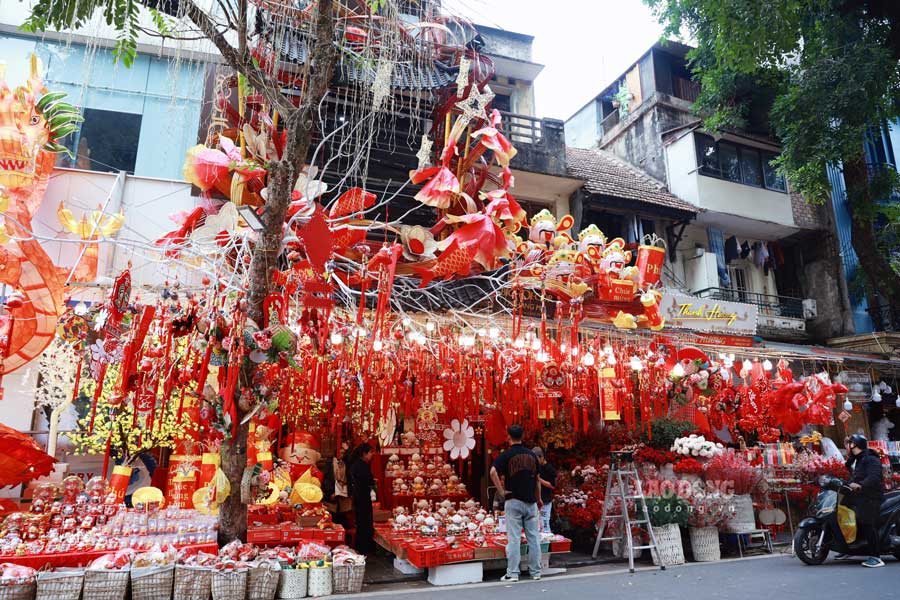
<box><xmin>497</xmin><ymin>111</ymin><xmax>567</xmax><ymax>177</ymax></box>
<box><xmin>694</xmin><ymin>287</ymin><xmax>804</xmax><ymax>320</ymax></box>
<box><xmin>501</xmin><ymin>111</ymin><xmax>544</xmax><ymax>145</ymax></box>
<box><xmin>673</xmin><ymin>77</ymin><xmax>701</xmax><ymax>103</ymax></box>
<box><xmin>601</xmin><ymin>110</ymin><xmax>621</xmax><ymax>136</ymax></box>
<box><xmin>868</xmin><ymin>302</ymin><xmax>900</xmax><ymax>332</ymax></box>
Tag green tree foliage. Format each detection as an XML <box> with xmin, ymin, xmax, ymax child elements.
<box><xmin>646</xmin><ymin>0</ymin><xmax>900</xmax><ymax>302</ymax></box>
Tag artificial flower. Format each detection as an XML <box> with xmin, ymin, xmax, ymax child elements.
<box><xmin>399</xmin><ymin>225</ymin><xmax>438</xmax><ymax>261</ymax></box>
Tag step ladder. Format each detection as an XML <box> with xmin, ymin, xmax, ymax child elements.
<box><xmin>592</xmin><ymin>451</ymin><xmax>665</xmax><ymax>573</ymax></box>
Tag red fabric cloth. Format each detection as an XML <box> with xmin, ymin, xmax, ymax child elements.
<box><xmin>0</xmin><ymin>542</ymin><xmax>217</xmax><ymax>570</ymax></box>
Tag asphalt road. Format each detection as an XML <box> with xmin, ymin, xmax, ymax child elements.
<box><xmin>352</xmin><ymin>555</ymin><xmax>899</xmax><ymax>599</ymax></box>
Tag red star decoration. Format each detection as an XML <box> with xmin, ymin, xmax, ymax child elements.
<box><xmin>298</xmin><ymin>204</ymin><xmax>334</xmax><ymax>276</ymax></box>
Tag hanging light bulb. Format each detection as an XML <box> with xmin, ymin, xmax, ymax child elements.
<box><xmin>425</xmin><ymin>321</ymin><xmax>435</xmax><ymax>332</ymax></box>
<box><xmin>560</xmin><ymin>343</ymin><xmax>568</xmax><ymax>354</ymax></box>
<box><xmin>514</xmin><ymin>338</ymin><xmax>525</xmax><ymax>349</ymax></box>
<box><xmin>416</xmin><ymin>332</ymin><xmax>427</xmax><ymax>345</ymax></box>
<box><xmin>489</xmin><ymin>327</ymin><xmax>500</xmax><ymax>339</ymax></box>
<box><xmin>402</xmin><ymin>317</ymin><xmax>411</xmax><ymax>327</ymax></box>
<box><xmin>531</xmin><ymin>338</ymin><xmax>542</xmax><ymax>351</ymax></box>
<box><xmin>742</xmin><ymin>359</ymin><xmax>752</xmax><ymax>372</ymax></box>
<box><xmin>872</xmin><ymin>387</ymin><xmax>882</xmax><ymax>403</ymax></box>
<box><xmin>607</xmin><ymin>354</ymin><xmax>617</xmax><ymax>366</ymax></box>
<box><xmin>356</xmin><ymin>327</ymin><xmax>367</xmax><ymax>338</ymax></box>
<box><xmin>672</xmin><ymin>363</ymin><xmax>686</xmax><ymax>378</ymax></box>
<box><xmin>603</xmin><ymin>344</ymin><xmax>613</xmax><ymax>355</ymax></box>
<box><xmin>571</xmin><ymin>346</ymin><xmax>579</xmax><ymax>356</ymax></box>
<box><xmin>723</xmin><ymin>357</ymin><xmax>734</xmax><ymax>368</ymax></box>
<box><xmin>843</xmin><ymin>399</ymin><xmax>853</xmax><ymax>412</ymax></box>
<box><xmin>536</xmin><ymin>350</ymin><xmax>550</xmax><ymax>362</ymax></box>
<box><xmin>330</xmin><ymin>332</ymin><xmax>343</xmax><ymax>346</ymax></box>
<box><xmin>582</xmin><ymin>352</ymin><xmax>595</xmax><ymax>367</ymax></box>
<box><xmin>630</xmin><ymin>356</ymin><xmax>643</xmax><ymax>371</ymax></box>
<box><xmin>477</xmin><ymin>328</ymin><xmax>487</xmax><ymax>337</ymax></box>
<box><xmin>762</xmin><ymin>359</ymin><xmax>773</xmax><ymax>371</ymax></box>
<box><xmin>74</xmin><ymin>301</ymin><xmax>88</xmax><ymax>316</ymax></box>
<box><xmin>896</xmin><ymin>397</ymin><xmax>900</xmax><ymax>408</ymax></box>
<box><xmin>373</xmin><ymin>339</ymin><xmax>384</xmax><ymax>351</ymax></box>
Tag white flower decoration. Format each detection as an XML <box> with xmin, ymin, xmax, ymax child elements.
<box><xmin>443</xmin><ymin>418</ymin><xmax>476</xmax><ymax>460</ymax></box>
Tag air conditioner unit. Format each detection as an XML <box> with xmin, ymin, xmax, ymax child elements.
<box><xmin>802</xmin><ymin>299</ymin><xmax>817</xmax><ymax>319</ymax></box>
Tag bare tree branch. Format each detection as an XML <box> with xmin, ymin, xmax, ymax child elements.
<box><xmin>237</xmin><ymin>0</ymin><xmax>248</xmax><ymax>58</ymax></box>
<box><xmin>183</xmin><ymin>0</ymin><xmax>296</xmax><ymax>116</ymax></box>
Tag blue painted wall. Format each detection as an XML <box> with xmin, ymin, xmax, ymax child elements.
<box><xmin>0</xmin><ymin>34</ymin><xmax>204</xmax><ymax>180</ymax></box>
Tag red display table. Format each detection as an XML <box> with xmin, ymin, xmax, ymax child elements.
<box><xmin>0</xmin><ymin>542</ymin><xmax>218</xmax><ymax>570</ymax></box>
<box><xmin>373</xmin><ymin>524</ymin><xmax>571</xmax><ymax>569</ymax></box>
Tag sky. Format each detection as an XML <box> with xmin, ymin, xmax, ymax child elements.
<box><xmin>444</xmin><ymin>0</ymin><xmax>667</xmax><ymax>120</ymax></box>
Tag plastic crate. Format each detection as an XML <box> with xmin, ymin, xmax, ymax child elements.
<box><xmin>443</xmin><ymin>547</ymin><xmax>474</xmax><ymax>563</ymax></box>
<box><xmin>549</xmin><ymin>540</ymin><xmax>572</xmax><ymax>553</ymax></box>
<box><xmin>406</xmin><ymin>546</ymin><xmax>440</xmax><ymax>568</ymax></box>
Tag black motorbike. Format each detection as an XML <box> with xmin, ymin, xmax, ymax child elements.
<box><xmin>793</xmin><ymin>475</ymin><xmax>900</xmax><ymax>565</ymax></box>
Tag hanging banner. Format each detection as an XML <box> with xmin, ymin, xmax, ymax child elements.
<box><xmin>599</xmin><ymin>367</ymin><xmax>620</xmax><ymax>421</ymax></box>
<box><xmin>658</xmin><ymin>293</ymin><xmax>758</xmax><ymax>334</ymax></box>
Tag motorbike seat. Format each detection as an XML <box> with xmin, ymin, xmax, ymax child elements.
<box><xmin>881</xmin><ymin>492</ymin><xmax>900</xmax><ymax>513</ymax></box>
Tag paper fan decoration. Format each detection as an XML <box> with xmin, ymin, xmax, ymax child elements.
<box><xmin>443</xmin><ymin>418</ymin><xmax>476</xmax><ymax>460</ymax></box>
<box><xmin>132</xmin><ymin>486</ymin><xmax>165</xmax><ymax>507</ymax></box>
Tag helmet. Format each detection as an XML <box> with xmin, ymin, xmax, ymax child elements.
<box><xmin>848</xmin><ymin>434</ymin><xmax>868</xmax><ymax>450</ymax></box>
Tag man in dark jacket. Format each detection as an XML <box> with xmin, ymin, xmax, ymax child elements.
<box><xmin>846</xmin><ymin>434</ymin><xmax>885</xmax><ymax>567</ymax></box>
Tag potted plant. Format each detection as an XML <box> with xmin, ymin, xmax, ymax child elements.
<box><xmin>704</xmin><ymin>452</ymin><xmax>763</xmax><ymax>532</ymax></box>
<box><xmin>646</xmin><ymin>495</ymin><xmax>689</xmax><ymax>565</ymax></box>
<box><xmin>687</xmin><ymin>492</ymin><xmax>730</xmax><ymax>561</ymax></box>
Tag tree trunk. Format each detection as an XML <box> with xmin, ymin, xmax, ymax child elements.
<box><xmin>217</xmin><ymin>0</ymin><xmax>336</xmax><ymax>544</ymax></box>
<box><xmin>218</xmin><ymin>418</ymin><xmax>249</xmax><ymax>544</ymax></box>
<box><xmin>842</xmin><ymin>156</ymin><xmax>900</xmax><ymax>306</ymax></box>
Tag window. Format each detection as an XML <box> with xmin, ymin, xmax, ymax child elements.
<box><xmin>492</xmin><ymin>93</ymin><xmax>512</xmax><ymax>113</ymax></box>
<box><xmin>762</xmin><ymin>152</ymin><xmax>787</xmax><ymax>192</ymax></box>
<box><xmin>719</xmin><ymin>142</ymin><xmax>740</xmax><ymax>181</ymax></box>
<box><xmin>58</xmin><ymin>108</ymin><xmax>142</xmax><ymax>174</ymax></box>
<box><xmin>694</xmin><ymin>133</ymin><xmax>786</xmax><ymax>192</ymax></box>
<box><xmin>739</xmin><ymin>147</ymin><xmax>763</xmax><ymax>187</ymax></box>
<box><xmin>696</xmin><ymin>134</ymin><xmax>718</xmax><ymax>174</ymax></box>
<box><xmin>727</xmin><ymin>266</ymin><xmax>749</xmax><ymax>303</ymax></box>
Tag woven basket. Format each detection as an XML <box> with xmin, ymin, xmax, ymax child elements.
<box><xmin>174</xmin><ymin>565</ymin><xmax>213</xmax><ymax>600</ymax></box>
<box><xmin>306</xmin><ymin>566</ymin><xmax>332</xmax><ymax>598</ymax></box>
<box><xmin>131</xmin><ymin>565</ymin><xmax>175</xmax><ymax>600</ymax></box>
<box><xmin>276</xmin><ymin>568</ymin><xmax>307</xmax><ymax>599</ymax></box>
<box><xmin>689</xmin><ymin>526</ymin><xmax>721</xmax><ymax>562</ymax></box>
<box><xmin>211</xmin><ymin>569</ymin><xmax>247</xmax><ymax>600</ymax></box>
<box><xmin>332</xmin><ymin>564</ymin><xmax>364</xmax><ymax>595</ymax></box>
<box><xmin>36</xmin><ymin>569</ymin><xmax>83</xmax><ymax>600</ymax></box>
<box><xmin>650</xmin><ymin>523</ymin><xmax>685</xmax><ymax>566</ymax></box>
<box><xmin>725</xmin><ymin>494</ymin><xmax>756</xmax><ymax>532</ymax></box>
<box><xmin>0</xmin><ymin>581</ymin><xmax>36</xmax><ymax>600</ymax></box>
<box><xmin>247</xmin><ymin>561</ymin><xmax>280</xmax><ymax>600</ymax></box>
<box><xmin>83</xmin><ymin>568</ymin><xmax>130</xmax><ymax>600</ymax></box>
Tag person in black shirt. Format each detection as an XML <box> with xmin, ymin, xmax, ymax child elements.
<box><xmin>348</xmin><ymin>443</ymin><xmax>376</xmax><ymax>555</ymax></box>
<box><xmin>490</xmin><ymin>424</ymin><xmax>542</xmax><ymax>582</ymax></box>
<box><xmin>533</xmin><ymin>447</ymin><xmax>557</xmax><ymax>534</ymax></box>
<box><xmin>845</xmin><ymin>434</ymin><xmax>885</xmax><ymax>567</ymax></box>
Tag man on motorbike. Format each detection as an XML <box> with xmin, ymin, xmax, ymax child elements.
<box><xmin>845</xmin><ymin>434</ymin><xmax>885</xmax><ymax>568</ymax></box>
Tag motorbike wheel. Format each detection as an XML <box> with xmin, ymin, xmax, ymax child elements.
<box><xmin>794</xmin><ymin>525</ymin><xmax>830</xmax><ymax>565</ymax></box>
